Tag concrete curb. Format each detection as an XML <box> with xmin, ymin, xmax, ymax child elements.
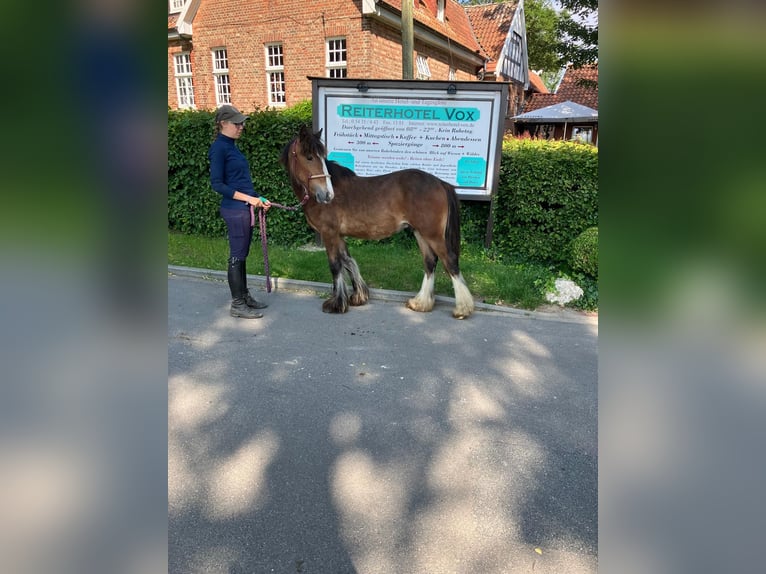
<box><xmin>168</xmin><ymin>265</ymin><xmax>598</xmax><ymax>326</ymax></box>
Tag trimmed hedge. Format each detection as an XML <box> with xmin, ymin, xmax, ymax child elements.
<box><xmin>492</xmin><ymin>139</ymin><xmax>598</xmax><ymax>264</ymax></box>
<box><xmin>168</xmin><ymin>106</ymin><xmax>598</xmax><ymax>264</ymax></box>
<box><xmin>168</xmin><ymin>102</ymin><xmax>314</xmax><ymax>245</ymax></box>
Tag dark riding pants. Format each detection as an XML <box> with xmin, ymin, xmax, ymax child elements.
<box><xmin>220</xmin><ymin>207</ymin><xmax>253</xmax><ymax>260</ymax></box>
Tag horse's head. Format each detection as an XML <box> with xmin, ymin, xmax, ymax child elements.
<box><xmin>285</xmin><ymin>126</ymin><xmax>335</xmax><ymax>204</ymax></box>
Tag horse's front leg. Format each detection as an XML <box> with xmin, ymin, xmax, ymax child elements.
<box><xmin>339</xmin><ymin>241</ymin><xmax>369</xmax><ymax>306</ymax></box>
<box><xmin>322</xmin><ymin>238</ymin><xmax>350</xmax><ymax>314</ymax></box>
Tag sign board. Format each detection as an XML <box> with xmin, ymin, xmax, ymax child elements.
<box><xmin>311</xmin><ymin>78</ymin><xmax>508</xmax><ymax>201</ymax></box>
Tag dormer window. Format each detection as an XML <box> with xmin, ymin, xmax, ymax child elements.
<box><xmin>169</xmin><ymin>0</ymin><xmax>186</xmax><ymax>14</ymax></box>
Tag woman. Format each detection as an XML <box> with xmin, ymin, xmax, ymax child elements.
<box><xmin>209</xmin><ymin>104</ymin><xmax>271</xmax><ymax>319</ymax></box>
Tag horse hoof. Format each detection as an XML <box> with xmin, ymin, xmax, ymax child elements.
<box><xmin>322</xmin><ymin>300</ymin><xmax>348</xmax><ymax>314</ymax></box>
<box><xmin>406</xmin><ymin>299</ymin><xmax>434</xmax><ymax>313</ymax></box>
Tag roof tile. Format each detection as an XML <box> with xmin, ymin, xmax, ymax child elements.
<box><xmin>382</xmin><ymin>0</ymin><xmax>485</xmax><ymax>57</ymax></box>
<box><xmin>464</xmin><ymin>1</ymin><xmax>519</xmax><ymax>65</ymax></box>
<box><xmin>523</xmin><ymin>64</ymin><xmax>598</xmax><ymax>111</ymax></box>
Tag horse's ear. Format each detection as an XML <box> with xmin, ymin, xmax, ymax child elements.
<box><xmin>299</xmin><ymin>125</ymin><xmax>309</xmax><ymax>137</ymax></box>
<box><xmin>315</xmin><ymin>128</ymin><xmax>323</xmax><ymax>140</ymax></box>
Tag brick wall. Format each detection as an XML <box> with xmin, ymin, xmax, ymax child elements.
<box><xmin>169</xmin><ymin>0</ymin><xmax>485</xmax><ymax>111</ymax></box>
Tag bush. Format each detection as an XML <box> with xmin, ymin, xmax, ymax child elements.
<box><xmin>168</xmin><ymin>103</ymin><xmax>314</xmax><ymax>245</ymax></box>
<box><xmin>491</xmin><ymin>139</ymin><xmax>598</xmax><ymax>264</ymax></box>
<box><xmin>167</xmin><ymin>109</ymin><xmax>598</xmax><ymax>259</ymax></box>
<box><xmin>569</xmin><ymin>226</ymin><xmax>598</xmax><ymax>278</ymax></box>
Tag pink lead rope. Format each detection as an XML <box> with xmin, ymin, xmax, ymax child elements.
<box><xmin>252</xmin><ymin>195</ymin><xmax>309</xmax><ymax>293</ymax></box>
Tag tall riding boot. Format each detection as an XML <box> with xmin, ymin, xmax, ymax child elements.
<box><xmin>228</xmin><ymin>257</ymin><xmax>263</xmax><ymax>319</ymax></box>
<box><xmin>241</xmin><ymin>259</ymin><xmax>267</xmax><ymax>309</ymax></box>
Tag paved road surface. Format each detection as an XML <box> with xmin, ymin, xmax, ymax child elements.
<box><xmin>168</xmin><ymin>269</ymin><xmax>598</xmax><ymax>574</ymax></box>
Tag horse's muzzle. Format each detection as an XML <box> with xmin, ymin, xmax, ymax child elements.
<box><xmin>314</xmin><ymin>188</ymin><xmax>334</xmax><ymax>204</ymax></box>
<box><xmin>310</xmin><ymin>173</ymin><xmax>334</xmax><ymax>203</ymax></box>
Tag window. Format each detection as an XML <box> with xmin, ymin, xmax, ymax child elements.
<box><xmin>416</xmin><ymin>55</ymin><xmax>431</xmax><ymax>80</ymax></box>
<box><xmin>533</xmin><ymin>124</ymin><xmax>555</xmax><ymax>140</ymax></box>
<box><xmin>326</xmin><ymin>38</ymin><xmax>347</xmax><ymax>79</ymax></box>
<box><xmin>174</xmin><ymin>53</ymin><xmax>195</xmax><ymax>109</ymax></box>
<box><xmin>169</xmin><ymin>0</ymin><xmax>186</xmax><ymax>13</ymax></box>
<box><xmin>572</xmin><ymin>126</ymin><xmax>593</xmax><ymax>144</ymax></box>
<box><xmin>265</xmin><ymin>43</ymin><xmax>286</xmax><ymax>106</ymax></box>
<box><xmin>212</xmin><ymin>48</ymin><xmax>231</xmax><ymax>106</ymax></box>
<box><xmin>437</xmin><ymin>0</ymin><xmax>445</xmax><ymax>22</ymax></box>
<box><xmin>502</xmin><ymin>32</ymin><xmax>524</xmax><ymax>80</ymax></box>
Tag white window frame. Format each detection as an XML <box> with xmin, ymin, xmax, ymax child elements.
<box><xmin>174</xmin><ymin>52</ymin><xmax>195</xmax><ymax>109</ymax></box>
<box><xmin>416</xmin><ymin>54</ymin><xmax>431</xmax><ymax>80</ymax></box>
<box><xmin>326</xmin><ymin>37</ymin><xmax>347</xmax><ymax>79</ymax></box>
<box><xmin>212</xmin><ymin>48</ymin><xmax>231</xmax><ymax>106</ymax></box>
<box><xmin>265</xmin><ymin>43</ymin><xmax>286</xmax><ymax>106</ymax></box>
<box><xmin>503</xmin><ymin>32</ymin><xmax>523</xmax><ymax>80</ymax></box>
<box><xmin>169</xmin><ymin>0</ymin><xmax>186</xmax><ymax>14</ymax></box>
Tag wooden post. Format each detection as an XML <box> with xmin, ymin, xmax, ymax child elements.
<box><xmin>401</xmin><ymin>0</ymin><xmax>414</xmax><ymax>79</ymax></box>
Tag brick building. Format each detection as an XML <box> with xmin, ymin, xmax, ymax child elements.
<box><xmin>168</xmin><ymin>0</ymin><xmax>532</xmax><ymax>115</ymax></box>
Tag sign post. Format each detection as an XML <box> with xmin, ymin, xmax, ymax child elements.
<box><xmin>311</xmin><ymin>78</ymin><xmax>508</xmax><ymax>202</ymax></box>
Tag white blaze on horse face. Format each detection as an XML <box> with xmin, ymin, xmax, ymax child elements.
<box><xmin>320</xmin><ymin>157</ymin><xmax>334</xmax><ymax>200</ymax></box>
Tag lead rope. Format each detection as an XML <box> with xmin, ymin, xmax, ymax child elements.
<box><xmin>251</xmin><ymin>194</ymin><xmax>309</xmax><ymax>293</ymax></box>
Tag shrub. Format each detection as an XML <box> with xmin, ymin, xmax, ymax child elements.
<box><xmin>168</xmin><ymin>103</ymin><xmax>314</xmax><ymax>245</ymax></box>
<box><xmin>167</xmin><ymin>109</ymin><xmax>598</xmax><ymax>258</ymax></box>
<box><xmin>569</xmin><ymin>226</ymin><xmax>598</xmax><ymax>278</ymax></box>
<box><xmin>491</xmin><ymin>139</ymin><xmax>598</xmax><ymax>264</ymax></box>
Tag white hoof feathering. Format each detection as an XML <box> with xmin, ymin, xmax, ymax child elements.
<box><xmin>451</xmin><ymin>273</ymin><xmax>474</xmax><ymax>318</ymax></box>
<box><xmin>407</xmin><ymin>273</ymin><xmax>435</xmax><ymax>313</ymax></box>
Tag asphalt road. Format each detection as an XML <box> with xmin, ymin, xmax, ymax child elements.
<box><xmin>168</xmin><ymin>269</ymin><xmax>598</xmax><ymax>574</ymax></box>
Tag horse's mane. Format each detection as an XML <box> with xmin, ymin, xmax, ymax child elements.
<box><xmin>326</xmin><ymin>160</ymin><xmax>356</xmax><ymax>180</ymax></box>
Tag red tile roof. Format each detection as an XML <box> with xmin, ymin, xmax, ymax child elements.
<box><xmin>381</xmin><ymin>0</ymin><xmax>485</xmax><ymax>57</ymax></box>
<box><xmin>556</xmin><ymin>64</ymin><xmax>598</xmax><ymax>109</ymax></box>
<box><xmin>528</xmin><ymin>70</ymin><xmax>548</xmax><ymax>93</ymax></box>
<box><xmin>523</xmin><ymin>64</ymin><xmax>598</xmax><ymax>112</ymax></box>
<box><xmin>464</xmin><ymin>0</ymin><xmax>519</xmax><ymax>71</ymax></box>
<box><xmin>168</xmin><ymin>13</ymin><xmax>178</xmax><ymax>31</ymax></box>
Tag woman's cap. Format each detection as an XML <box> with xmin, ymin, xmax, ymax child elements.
<box><xmin>215</xmin><ymin>105</ymin><xmax>246</xmax><ymax>124</ymax></box>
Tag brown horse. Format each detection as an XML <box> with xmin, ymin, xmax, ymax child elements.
<box><xmin>279</xmin><ymin>126</ymin><xmax>474</xmax><ymax>319</ymax></box>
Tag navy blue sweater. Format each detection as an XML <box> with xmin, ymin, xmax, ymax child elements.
<box><xmin>208</xmin><ymin>133</ymin><xmax>256</xmax><ymax>210</ymax></box>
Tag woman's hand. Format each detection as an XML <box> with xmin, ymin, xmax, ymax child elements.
<box><xmin>254</xmin><ymin>196</ymin><xmax>271</xmax><ymax>211</ymax></box>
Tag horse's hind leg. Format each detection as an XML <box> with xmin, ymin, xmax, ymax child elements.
<box><xmin>339</xmin><ymin>242</ymin><xmax>369</xmax><ymax>306</ymax></box>
<box><xmin>428</xmin><ymin>239</ymin><xmax>474</xmax><ymax>320</ymax></box>
<box><xmin>322</xmin><ymin>237</ymin><xmax>350</xmax><ymax>314</ymax></box>
<box><xmin>406</xmin><ymin>231</ymin><xmax>437</xmax><ymax>313</ymax></box>
<box><xmin>448</xmin><ymin>273</ymin><xmax>474</xmax><ymax>319</ymax></box>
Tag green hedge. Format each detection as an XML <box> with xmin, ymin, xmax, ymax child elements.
<box><xmin>168</xmin><ymin>101</ymin><xmax>314</xmax><ymax>245</ymax></box>
<box><xmin>492</xmin><ymin>139</ymin><xmax>598</xmax><ymax>264</ymax></box>
<box><xmin>168</xmin><ymin>106</ymin><xmax>598</xmax><ymax>264</ymax></box>
<box><xmin>569</xmin><ymin>226</ymin><xmax>599</xmax><ymax>278</ymax></box>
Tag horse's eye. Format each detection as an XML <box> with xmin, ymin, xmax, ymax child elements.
<box><xmin>307</xmin><ymin>155</ymin><xmax>313</xmax><ymax>161</ymax></box>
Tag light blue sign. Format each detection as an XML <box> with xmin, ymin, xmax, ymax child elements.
<box><xmin>328</xmin><ymin>151</ymin><xmax>355</xmax><ymax>171</ymax></box>
<box><xmin>456</xmin><ymin>157</ymin><xmax>486</xmax><ymax>187</ymax></box>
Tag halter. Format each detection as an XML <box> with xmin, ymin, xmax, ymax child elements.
<box><xmin>289</xmin><ymin>139</ymin><xmax>331</xmax><ymax>198</ymax></box>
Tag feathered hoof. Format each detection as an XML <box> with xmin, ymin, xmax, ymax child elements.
<box><xmin>452</xmin><ymin>303</ymin><xmax>474</xmax><ymax>320</ymax></box>
<box><xmin>349</xmin><ymin>292</ymin><xmax>368</xmax><ymax>306</ymax></box>
<box><xmin>406</xmin><ymin>298</ymin><xmax>434</xmax><ymax>313</ymax></box>
<box><xmin>322</xmin><ymin>297</ymin><xmax>349</xmax><ymax>314</ymax></box>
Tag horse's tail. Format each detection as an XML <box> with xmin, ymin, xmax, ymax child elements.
<box><xmin>444</xmin><ymin>182</ymin><xmax>461</xmax><ymax>271</ymax></box>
